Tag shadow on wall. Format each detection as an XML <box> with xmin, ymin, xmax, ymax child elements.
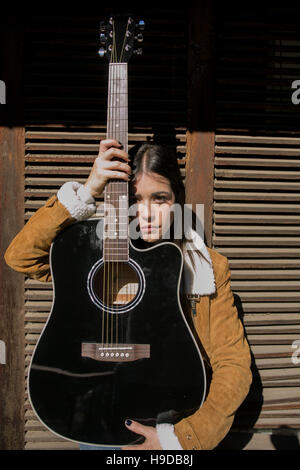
<box><xmin>215</xmin><ymin>293</ymin><xmax>264</xmax><ymax>450</ymax></box>
<box><xmin>215</xmin><ymin>296</ymin><xmax>300</xmax><ymax>451</ymax></box>
<box><xmin>270</xmin><ymin>427</ymin><xmax>300</xmax><ymax>450</ymax></box>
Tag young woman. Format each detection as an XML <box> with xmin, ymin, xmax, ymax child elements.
<box><xmin>5</xmin><ymin>139</ymin><xmax>252</xmax><ymax>451</ymax></box>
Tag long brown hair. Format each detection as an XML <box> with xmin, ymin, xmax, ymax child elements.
<box><xmin>129</xmin><ymin>143</ymin><xmax>188</xmax><ymax>252</ymax></box>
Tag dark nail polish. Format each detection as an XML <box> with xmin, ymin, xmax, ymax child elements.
<box><xmin>125</xmin><ymin>419</ymin><xmax>132</xmax><ymax>426</ymax></box>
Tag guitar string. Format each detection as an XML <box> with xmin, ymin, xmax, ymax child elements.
<box><xmin>111</xmin><ymin>28</ymin><xmax>117</xmax><ymax>348</ymax></box>
<box><xmin>106</xmin><ymin>47</ymin><xmax>113</xmax><ymax>348</ymax></box>
<box><xmin>115</xmin><ymin>61</ymin><xmax>119</xmax><ymax>347</ymax></box>
<box><xmin>104</xmin><ymin>41</ymin><xmax>111</xmax><ymax>349</ymax></box>
<box><xmin>113</xmin><ymin>37</ymin><xmax>118</xmax><ymax>348</ymax></box>
<box><xmin>118</xmin><ymin>26</ymin><xmax>128</xmax><ymax>347</ymax></box>
<box><xmin>104</xmin><ymin>23</ymin><xmax>130</xmax><ymax>350</ymax></box>
<box><xmin>111</xmin><ymin>56</ymin><xmax>115</xmax><ymax>348</ymax></box>
<box><xmin>115</xmin><ymin>35</ymin><xmax>119</xmax><ymax>348</ymax></box>
<box><xmin>102</xmin><ymin>57</ymin><xmax>111</xmax><ymax>348</ymax></box>
<box><xmin>107</xmin><ymin>42</ymin><xmax>115</xmax><ymax>347</ymax></box>
<box><xmin>117</xmin><ymin>23</ymin><xmax>128</xmax><ymax>348</ymax></box>
<box><xmin>120</xmin><ymin>21</ymin><xmax>129</xmax><ymax>63</ymax></box>
<box><xmin>115</xmin><ymin>58</ymin><xmax>118</xmax><ymax>348</ymax></box>
<box><xmin>106</xmin><ymin>21</ymin><xmax>112</xmax><ymax>350</ymax></box>
<box><xmin>116</xmin><ymin>58</ymin><xmax>122</xmax><ymax>344</ymax></box>
<box><xmin>110</xmin><ymin>60</ymin><xmax>113</xmax><ymax>348</ymax></box>
<box><xmin>120</xmin><ymin>81</ymin><xmax>126</xmax><ymax>347</ymax></box>
<box><xmin>125</xmin><ymin>61</ymin><xmax>128</xmax><ymax>344</ymax></box>
<box><xmin>110</xmin><ymin>25</ymin><xmax>113</xmax><ymax>349</ymax></box>
<box><xmin>119</xmin><ymin>31</ymin><xmax>127</xmax><ymax>347</ymax></box>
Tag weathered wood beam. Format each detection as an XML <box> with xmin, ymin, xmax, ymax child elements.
<box><xmin>0</xmin><ymin>17</ymin><xmax>25</xmax><ymax>450</ymax></box>
<box><xmin>185</xmin><ymin>0</ymin><xmax>216</xmax><ymax>247</ymax></box>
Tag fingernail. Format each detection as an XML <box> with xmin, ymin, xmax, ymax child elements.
<box><xmin>125</xmin><ymin>419</ymin><xmax>132</xmax><ymax>426</ymax></box>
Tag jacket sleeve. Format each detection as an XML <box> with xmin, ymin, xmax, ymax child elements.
<box><xmin>174</xmin><ymin>256</ymin><xmax>252</xmax><ymax>450</ymax></box>
<box><xmin>4</xmin><ymin>195</ymin><xmax>75</xmax><ymax>282</ymax></box>
<box><xmin>4</xmin><ymin>182</ymin><xmax>97</xmax><ymax>282</ymax></box>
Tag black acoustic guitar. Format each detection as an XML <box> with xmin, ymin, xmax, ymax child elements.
<box><xmin>28</xmin><ymin>17</ymin><xmax>206</xmax><ymax>447</ymax></box>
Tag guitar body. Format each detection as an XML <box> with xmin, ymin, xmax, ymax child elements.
<box><xmin>28</xmin><ymin>219</ymin><xmax>206</xmax><ymax>446</ymax></box>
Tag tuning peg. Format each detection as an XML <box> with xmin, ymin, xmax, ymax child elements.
<box><xmin>98</xmin><ymin>47</ymin><xmax>107</xmax><ymax>58</ymax></box>
<box><xmin>100</xmin><ymin>32</ymin><xmax>107</xmax><ymax>44</ymax></box>
<box><xmin>134</xmin><ymin>48</ymin><xmax>143</xmax><ymax>55</ymax></box>
<box><xmin>135</xmin><ymin>33</ymin><xmax>143</xmax><ymax>43</ymax></box>
<box><xmin>100</xmin><ymin>21</ymin><xmax>107</xmax><ymax>32</ymax></box>
<box><xmin>137</xmin><ymin>20</ymin><xmax>145</xmax><ymax>30</ymax></box>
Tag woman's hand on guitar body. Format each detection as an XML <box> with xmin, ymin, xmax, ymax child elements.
<box><xmin>121</xmin><ymin>420</ymin><xmax>163</xmax><ymax>450</ymax></box>
<box><xmin>84</xmin><ymin>139</ymin><xmax>131</xmax><ymax>198</ymax></box>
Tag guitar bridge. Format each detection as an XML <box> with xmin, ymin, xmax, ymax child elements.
<box><xmin>81</xmin><ymin>343</ymin><xmax>150</xmax><ymax>362</ymax></box>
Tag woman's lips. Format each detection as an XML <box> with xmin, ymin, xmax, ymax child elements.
<box><xmin>140</xmin><ymin>225</ymin><xmax>159</xmax><ymax>233</ymax></box>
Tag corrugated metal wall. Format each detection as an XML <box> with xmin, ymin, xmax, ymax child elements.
<box><xmin>214</xmin><ymin>5</ymin><xmax>300</xmax><ymax>448</ymax></box>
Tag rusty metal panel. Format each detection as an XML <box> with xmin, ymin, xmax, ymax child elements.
<box><xmin>0</xmin><ymin>126</ymin><xmax>25</xmax><ymax>450</ymax></box>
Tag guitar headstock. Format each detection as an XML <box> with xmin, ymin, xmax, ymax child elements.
<box><xmin>98</xmin><ymin>16</ymin><xmax>145</xmax><ymax>63</ymax></box>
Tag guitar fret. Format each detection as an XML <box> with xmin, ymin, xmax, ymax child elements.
<box><xmin>104</xmin><ymin>236</ymin><xmax>128</xmax><ymax>239</ymax></box>
<box><xmin>103</xmin><ymin>236</ymin><xmax>129</xmax><ymax>242</ymax></box>
<box><xmin>106</xmin><ymin>248</ymin><xmax>129</xmax><ymax>255</ymax></box>
<box><xmin>104</xmin><ymin>240</ymin><xmax>128</xmax><ymax>243</ymax></box>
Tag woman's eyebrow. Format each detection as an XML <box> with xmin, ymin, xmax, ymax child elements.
<box><xmin>152</xmin><ymin>191</ymin><xmax>171</xmax><ymax>196</ymax></box>
<box><xmin>134</xmin><ymin>190</ymin><xmax>171</xmax><ymax>197</ymax></box>
<box><xmin>132</xmin><ymin>190</ymin><xmax>173</xmax><ymax>200</ymax></box>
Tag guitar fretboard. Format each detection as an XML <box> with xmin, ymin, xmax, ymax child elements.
<box><xmin>104</xmin><ymin>63</ymin><xmax>129</xmax><ymax>262</ymax></box>
<box><xmin>107</xmin><ymin>63</ymin><xmax>128</xmax><ymax>150</ymax></box>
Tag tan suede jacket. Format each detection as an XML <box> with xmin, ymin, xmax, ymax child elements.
<box><xmin>4</xmin><ymin>195</ymin><xmax>252</xmax><ymax>450</ymax></box>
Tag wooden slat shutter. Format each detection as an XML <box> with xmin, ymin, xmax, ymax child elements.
<box><xmin>214</xmin><ymin>5</ymin><xmax>300</xmax><ymax>448</ymax></box>
<box><xmin>23</xmin><ymin>10</ymin><xmax>188</xmax><ymax>450</ymax></box>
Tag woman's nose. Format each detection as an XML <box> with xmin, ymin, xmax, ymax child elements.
<box><xmin>139</xmin><ymin>201</ymin><xmax>155</xmax><ymax>221</ymax></box>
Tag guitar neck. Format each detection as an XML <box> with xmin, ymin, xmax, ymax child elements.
<box><xmin>104</xmin><ymin>62</ymin><xmax>129</xmax><ymax>262</ymax></box>
<box><xmin>107</xmin><ymin>62</ymin><xmax>128</xmax><ymax>152</ymax></box>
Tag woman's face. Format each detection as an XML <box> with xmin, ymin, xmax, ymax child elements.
<box><xmin>132</xmin><ymin>172</ymin><xmax>176</xmax><ymax>243</ymax></box>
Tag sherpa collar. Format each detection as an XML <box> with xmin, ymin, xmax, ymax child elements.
<box><xmin>182</xmin><ymin>227</ymin><xmax>216</xmax><ymax>297</ymax></box>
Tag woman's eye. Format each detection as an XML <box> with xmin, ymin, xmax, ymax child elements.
<box><xmin>154</xmin><ymin>196</ymin><xmax>167</xmax><ymax>203</ymax></box>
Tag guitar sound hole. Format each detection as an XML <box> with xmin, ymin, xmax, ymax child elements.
<box><xmin>91</xmin><ymin>261</ymin><xmax>140</xmax><ymax>309</ymax></box>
